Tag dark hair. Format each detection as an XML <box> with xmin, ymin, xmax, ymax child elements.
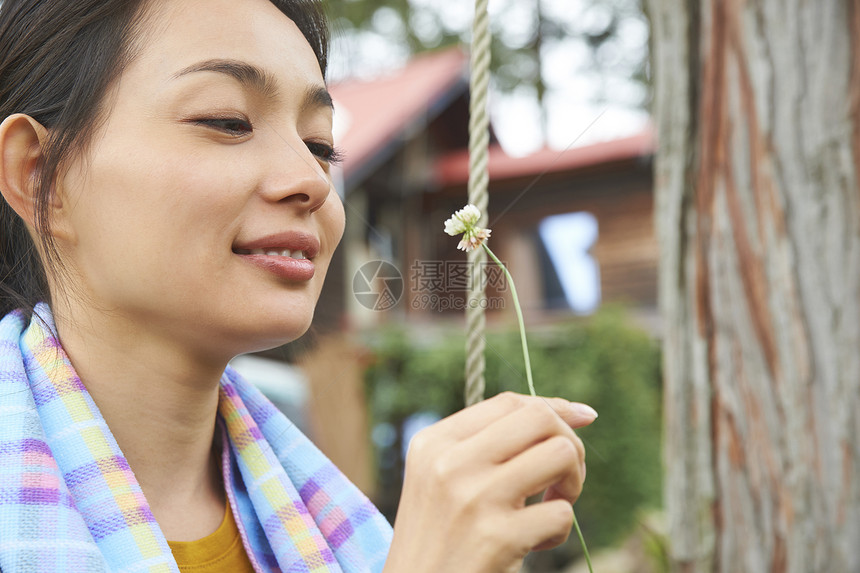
<box><xmin>0</xmin><ymin>0</ymin><xmax>330</xmax><ymax>319</ymax></box>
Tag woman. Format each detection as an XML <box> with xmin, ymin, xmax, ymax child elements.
<box><xmin>0</xmin><ymin>0</ymin><xmax>597</xmax><ymax>571</ymax></box>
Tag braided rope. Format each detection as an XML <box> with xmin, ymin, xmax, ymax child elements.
<box><xmin>464</xmin><ymin>0</ymin><xmax>491</xmax><ymax>407</ymax></box>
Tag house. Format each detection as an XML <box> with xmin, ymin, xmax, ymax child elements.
<box><xmin>244</xmin><ymin>47</ymin><xmax>657</xmax><ymax>497</ymax></box>
<box><xmin>328</xmin><ymin>47</ymin><xmax>658</xmax><ymax>333</ymax></box>
<box><xmin>424</xmin><ymin>130</ymin><xmax>658</xmax><ymax>329</ymax></box>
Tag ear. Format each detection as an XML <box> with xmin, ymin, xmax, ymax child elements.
<box><xmin>0</xmin><ymin>113</ymin><xmax>50</xmax><ymax>228</ymax></box>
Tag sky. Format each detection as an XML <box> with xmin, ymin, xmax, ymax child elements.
<box><xmin>327</xmin><ymin>0</ymin><xmax>651</xmax><ymax>156</ymax></box>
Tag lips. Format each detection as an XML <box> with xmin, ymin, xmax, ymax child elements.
<box><xmin>232</xmin><ymin>231</ymin><xmax>320</xmax><ymax>281</ymax></box>
<box><xmin>234</xmin><ymin>247</ymin><xmax>309</xmax><ymax>259</ymax></box>
<box><xmin>232</xmin><ymin>231</ymin><xmax>320</xmax><ymax>259</ymax></box>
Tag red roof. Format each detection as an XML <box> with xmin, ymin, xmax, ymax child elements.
<box><xmin>330</xmin><ymin>48</ymin><xmax>467</xmax><ymax>180</ymax></box>
<box><xmin>434</xmin><ymin>129</ymin><xmax>656</xmax><ymax>187</ymax></box>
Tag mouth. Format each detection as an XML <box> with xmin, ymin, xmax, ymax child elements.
<box><xmin>232</xmin><ymin>248</ymin><xmax>310</xmax><ymax>260</ymax></box>
<box><xmin>231</xmin><ymin>231</ymin><xmax>320</xmax><ymax>282</ymax></box>
<box><xmin>231</xmin><ymin>231</ymin><xmax>321</xmax><ymax>259</ymax></box>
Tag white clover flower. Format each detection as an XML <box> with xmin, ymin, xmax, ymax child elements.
<box><xmin>444</xmin><ymin>217</ymin><xmax>466</xmax><ymax>236</ymax></box>
<box><xmin>446</xmin><ymin>204</ymin><xmax>481</xmax><ymax>232</ymax></box>
<box><xmin>443</xmin><ymin>204</ymin><xmax>492</xmax><ymax>252</ymax></box>
<box><xmin>457</xmin><ymin>228</ymin><xmax>492</xmax><ymax>252</ymax></box>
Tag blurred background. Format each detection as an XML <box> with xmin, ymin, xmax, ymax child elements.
<box><xmin>232</xmin><ymin>1</ymin><xmax>665</xmax><ymax>571</ymax></box>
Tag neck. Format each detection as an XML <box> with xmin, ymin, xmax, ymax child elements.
<box><xmin>51</xmin><ymin>302</ymin><xmax>229</xmax><ymax>541</ymax></box>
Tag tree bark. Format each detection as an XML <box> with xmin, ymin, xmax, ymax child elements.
<box><xmin>649</xmin><ymin>0</ymin><xmax>860</xmax><ymax>571</ymax></box>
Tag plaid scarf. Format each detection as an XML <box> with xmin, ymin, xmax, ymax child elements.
<box><xmin>0</xmin><ymin>304</ymin><xmax>391</xmax><ymax>572</ymax></box>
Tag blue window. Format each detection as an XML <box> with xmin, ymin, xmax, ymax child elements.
<box><xmin>537</xmin><ymin>212</ymin><xmax>601</xmax><ymax>314</ymax></box>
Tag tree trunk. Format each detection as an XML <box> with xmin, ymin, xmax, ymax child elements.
<box><xmin>649</xmin><ymin>0</ymin><xmax>860</xmax><ymax>571</ymax></box>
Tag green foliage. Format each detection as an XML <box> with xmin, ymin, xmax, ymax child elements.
<box><xmin>363</xmin><ymin>305</ymin><xmax>663</xmax><ymax>562</ymax></box>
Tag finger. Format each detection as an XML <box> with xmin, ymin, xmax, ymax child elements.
<box><xmin>542</xmin><ymin>454</ymin><xmax>587</xmax><ymax>506</ymax></box>
<box><xmin>433</xmin><ymin>391</ymin><xmax>597</xmax><ymax>442</ymax></box>
<box><xmin>554</xmin><ymin>431</ymin><xmax>586</xmax><ymax>498</ymax></box>
<box><xmin>509</xmin><ymin>499</ymin><xmax>575</xmax><ymax>553</ymax></box>
<box><xmin>542</xmin><ymin>432</ymin><xmax>586</xmax><ymax>505</ymax></box>
<box><xmin>495</xmin><ymin>435</ymin><xmax>584</xmax><ymax>503</ymax></box>
<box><xmin>556</xmin><ymin>400</ymin><xmax>598</xmax><ymax>430</ymax></box>
<box><xmin>430</xmin><ymin>392</ymin><xmax>545</xmax><ymax>440</ymax></box>
<box><xmin>461</xmin><ymin>399</ymin><xmax>579</xmax><ymax>464</ymax></box>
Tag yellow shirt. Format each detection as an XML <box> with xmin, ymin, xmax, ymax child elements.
<box><xmin>167</xmin><ymin>502</ymin><xmax>255</xmax><ymax>572</ymax></box>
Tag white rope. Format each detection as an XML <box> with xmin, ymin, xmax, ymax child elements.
<box><xmin>464</xmin><ymin>0</ymin><xmax>491</xmax><ymax>407</ymax></box>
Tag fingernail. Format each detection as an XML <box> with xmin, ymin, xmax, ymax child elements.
<box><xmin>570</xmin><ymin>402</ymin><xmax>598</xmax><ymax>421</ymax></box>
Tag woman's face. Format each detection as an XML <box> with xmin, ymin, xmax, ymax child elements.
<box><xmin>55</xmin><ymin>0</ymin><xmax>345</xmax><ymax>356</ymax></box>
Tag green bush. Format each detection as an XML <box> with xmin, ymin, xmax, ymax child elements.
<box><xmin>363</xmin><ymin>305</ymin><xmax>662</xmax><ymax>565</ymax></box>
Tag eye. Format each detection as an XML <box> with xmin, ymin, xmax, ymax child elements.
<box><xmin>305</xmin><ymin>141</ymin><xmax>345</xmax><ymax>165</ymax></box>
<box><xmin>192</xmin><ymin>117</ymin><xmax>253</xmax><ymax>136</ymax></box>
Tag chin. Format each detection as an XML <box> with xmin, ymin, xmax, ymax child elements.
<box><xmin>182</xmin><ymin>279</ymin><xmax>326</xmax><ymax>359</ymax></box>
<box><xmin>228</xmin><ymin>310</ymin><xmax>316</xmax><ymax>356</ymax></box>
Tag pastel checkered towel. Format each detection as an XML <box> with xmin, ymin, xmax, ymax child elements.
<box><xmin>0</xmin><ymin>304</ymin><xmax>392</xmax><ymax>572</ymax></box>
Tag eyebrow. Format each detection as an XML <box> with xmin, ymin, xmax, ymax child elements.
<box><xmin>303</xmin><ymin>85</ymin><xmax>334</xmax><ymax>113</ymax></box>
<box><xmin>172</xmin><ymin>58</ymin><xmax>334</xmax><ymax>112</ymax></box>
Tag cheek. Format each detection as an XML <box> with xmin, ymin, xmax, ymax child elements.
<box><xmin>73</xmin><ymin>138</ymin><xmax>245</xmax><ymax>236</ymax></box>
<box><xmin>60</xmin><ymin>153</ymin><xmax>244</xmax><ymax>293</ymax></box>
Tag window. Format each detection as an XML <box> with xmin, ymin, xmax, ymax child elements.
<box><xmin>537</xmin><ymin>212</ymin><xmax>601</xmax><ymax>314</ymax></box>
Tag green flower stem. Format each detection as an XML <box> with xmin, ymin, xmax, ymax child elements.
<box><xmin>573</xmin><ymin>513</ymin><xmax>594</xmax><ymax>573</ymax></box>
<box><xmin>481</xmin><ymin>244</ymin><xmax>535</xmax><ymax>397</ymax></box>
<box><xmin>481</xmin><ymin>242</ymin><xmax>594</xmax><ymax>573</ymax></box>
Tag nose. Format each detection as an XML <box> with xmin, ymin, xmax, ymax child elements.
<box><xmin>259</xmin><ymin>136</ymin><xmax>333</xmax><ymax>213</ymax></box>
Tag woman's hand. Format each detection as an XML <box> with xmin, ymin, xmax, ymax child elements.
<box><xmin>383</xmin><ymin>391</ymin><xmax>598</xmax><ymax>573</ymax></box>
